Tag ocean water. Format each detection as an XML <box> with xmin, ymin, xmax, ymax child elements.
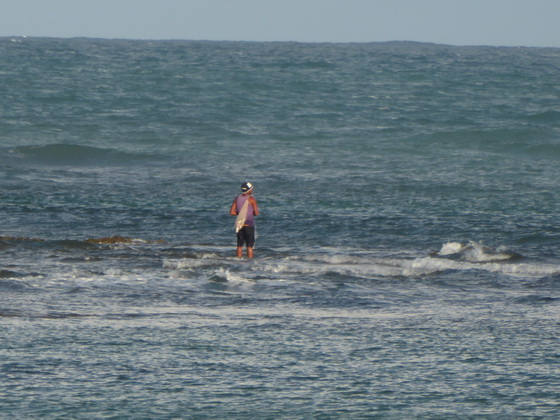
<box><xmin>1</xmin><ymin>37</ymin><xmax>560</xmax><ymax>418</ymax></box>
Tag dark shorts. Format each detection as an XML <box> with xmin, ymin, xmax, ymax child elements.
<box><xmin>237</xmin><ymin>226</ymin><xmax>255</xmax><ymax>247</ymax></box>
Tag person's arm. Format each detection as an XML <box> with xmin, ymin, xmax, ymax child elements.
<box><xmin>229</xmin><ymin>199</ymin><xmax>238</xmax><ymax>216</ymax></box>
<box><xmin>250</xmin><ymin>197</ymin><xmax>259</xmax><ymax>216</ymax></box>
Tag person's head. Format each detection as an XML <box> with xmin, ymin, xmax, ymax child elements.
<box><xmin>241</xmin><ymin>182</ymin><xmax>254</xmax><ymax>195</ymax></box>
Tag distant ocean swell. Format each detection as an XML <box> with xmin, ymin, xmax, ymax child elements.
<box><xmin>3</xmin><ymin>144</ymin><xmax>164</xmax><ymax>166</ymax></box>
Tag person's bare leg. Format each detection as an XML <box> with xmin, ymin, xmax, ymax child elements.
<box><xmin>247</xmin><ymin>247</ymin><xmax>254</xmax><ymax>259</ymax></box>
<box><xmin>237</xmin><ymin>246</ymin><xmax>243</xmax><ymax>258</ymax></box>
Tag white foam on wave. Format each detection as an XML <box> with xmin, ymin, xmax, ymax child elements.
<box><xmin>437</xmin><ymin>240</ymin><xmax>517</xmax><ymax>263</ymax></box>
<box><xmin>165</xmin><ymin>241</ymin><xmax>560</xmax><ymax>286</ymax></box>
<box><xmin>259</xmin><ymin>246</ymin><xmax>560</xmax><ymax>280</ymax></box>
<box><xmin>164</xmin><ymin>255</ymin><xmax>259</xmax><ymax>291</ymax></box>
<box><xmin>258</xmin><ymin>255</ymin><xmax>438</xmax><ymax>279</ymax></box>
<box><xmin>438</xmin><ymin>241</ymin><xmax>466</xmax><ymax>256</ymax></box>
<box><xmin>163</xmin><ymin>258</ymin><xmax>217</xmax><ymax>270</ymax></box>
<box><xmin>413</xmin><ymin>256</ymin><xmax>560</xmax><ymax>278</ymax></box>
<box><xmin>212</xmin><ymin>268</ymin><xmax>254</xmax><ymax>287</ymax></box>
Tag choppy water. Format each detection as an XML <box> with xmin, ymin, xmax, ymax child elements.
<box><xmin>1</xmin><ymin>37</ymin><xmax>560</xmax><ymax>418</ymax></box>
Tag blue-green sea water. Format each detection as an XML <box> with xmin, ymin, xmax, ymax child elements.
<box><xmin>1</xmin><ymin>37</ymin><xmax>560</xmax><ymax>418</ymax></box>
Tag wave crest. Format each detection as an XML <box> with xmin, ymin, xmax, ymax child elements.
<box><xmin>435</xmin><ymin>241</ymin><xmax>520</xmax><ymax>263</ymax></box>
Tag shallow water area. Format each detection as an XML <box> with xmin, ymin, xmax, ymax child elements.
<box><xmin>3</xmin><ymin>238</ymin><xmax>560</xmax><ymax>417</ymax></box>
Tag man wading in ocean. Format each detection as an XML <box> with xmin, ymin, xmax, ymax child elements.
<box><xmin>229</xmin><ymin>182</ymin><xmax>259</xmax><ymax>258</ymax></box>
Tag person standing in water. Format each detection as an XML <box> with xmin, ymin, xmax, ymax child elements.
<box><xmin>229</xmin><ymin>182</ymin><xmax>259</xmax><ymax>258</ymax></box>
